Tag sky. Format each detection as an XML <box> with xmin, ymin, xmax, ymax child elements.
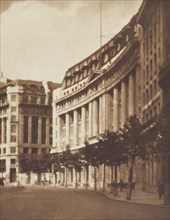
<box><xmin>0</xmin><ymin>0</ymin><xmax>142</xmax><ymax>83</ymax></box>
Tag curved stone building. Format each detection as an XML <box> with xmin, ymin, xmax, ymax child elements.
<box><xmin>52</xmin><ymin>0</ymin><xmax>169</xmax><ymax>191</ymax></box>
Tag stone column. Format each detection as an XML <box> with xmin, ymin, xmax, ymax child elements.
<box><xmin>46</xmin><ymin>118</ymin><xmax>50</xmax><ymax>145</ymax></box>
<box><xmin>121</xmin><ymin>81</ymin><xmax>127</xmax><ymax>127</ymax></box>
<box><xmin>102</xmin><ymin>94</ymin><xmax>106</xmax><ymax>132</ymax></box>
<box><xmin>128</xmin><ymin>74</ymin><xmax>135</xmax><ymax>116</ymax></box>
<box><xmin>1</xmin><ymin>118</ymin><xmax>4</xmax><ymax>144</ymax></box>
<box><xmin>73</xmin><ymin>110</ymin><xmax>78</xmax><ymax>146</ymax></box>
<box><xmin>28</xmin><ymin>116</ymin><xmax>32</xmax><ymax>144</ymax></box>
<box><xmin>88</xmin><ymin>102</ymin><xmax>92</xmax><ymax>137</ymax></box>
<box><xmin>113</xmin><ymin>87</ymin><xmax>119</xmax><ymax>131</ymax></box>
<box><xmin>99</xmin><ymin>96</ymin><xmax>103</xmax><ymax>134</ymax></box>
<box><xmin>38</xmin><ymin>117</ymin><xmax>42</xmax><ymax>145</ymax></box>
<box><xmin>93</xmin><ymin>99</ymin><xmax>98</xmax><ymax>136</ymax></box>
<box><xmin>81</xmin><ymin>106</ymin><xmax>86</xmax><ymax>143</ymax></box>
<box><xmin>57</xmin><ymin>116</ymin><xmax>61</xmax><ymax>150</ymax></box>
<box><xmin>65</xmin><ymin>113</ymin><xmax>70</xmax><ymax>146</ymax></box>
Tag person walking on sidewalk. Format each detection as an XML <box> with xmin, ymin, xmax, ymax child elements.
<box><xmin>157</xmin><ymin>181</ymin><xmax>164</xmax><ymax>199</ymax></box>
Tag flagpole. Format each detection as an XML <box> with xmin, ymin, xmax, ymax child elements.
<box><xmin>99</xmin><ymin>1</ymin><xmax>102</xmax><ymax>69</ymax></box>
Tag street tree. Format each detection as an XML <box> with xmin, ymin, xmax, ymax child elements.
<box><xmin>60</xmin><ymin>145</ymin><xmax>82</xmax><ymax>188</ymax></box>
<box><xmin>120</xmin><ymin>115</ymin><xmax>146</xmax><ymax>200</ymax></box>
<box><xmin>81</xmin><ymin>141</ymin><xmax>104</xmax><ymax>190</ymax></box>
<box><xmin>19</xmin><ymin>153</ymin><xmax>52</xmax><ymax>183</ymax></box>
<box><xmin>98</xmin><ymin>130</ymin><xmax>127</xmax><ymax>195</ymax></box>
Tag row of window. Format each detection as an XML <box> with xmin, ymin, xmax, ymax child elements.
<box><xmin>143</xmin><ymin>80</ymin><xmax>158</xmax><ymax>105</ymax></box>
<box><xmin>23</xmin><ymin>147</ymin><xmax>50</xmax><ymax>154</ymax></box>
<box><xmin>143</xmin><ymin>102</ymin><xmax>160</xmax><ymax>124</ymax></box>
<box><xmin>0</xmin><ymin>147</ymin><xmax>16</xmax><ymax>155</ymax></box>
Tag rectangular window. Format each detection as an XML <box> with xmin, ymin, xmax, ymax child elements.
<box><xmin>41</xmin><ymin>118</ymin><xmax>46</xmax><ymax>144</ymax></box>
<box><xmin>23</xmin><ymin>148</ymin><xmax>29</xmax><ymax>154</ymax></box>
<box><xmin>10</xmin><ymin>147</ymin><xmax>16</xmax><ymax>153</ymax></box>
<box><xmin>24</xmin><ymin>116</ymin><xmax>29</xmax><ymax>143</ymax></box>
<box><xmin>23</xmin><ymin>96</ymin><xmax>28</xmax><ymax>103</ymax></box>
<box><xmin>3</xmin><ymin>148</ymin><xmax>6</xmax><ymax>154</ymax></box>
<box><xmin>11</xmin><ymin>107</ymin><xmax>16</xmax><ymax>112</ymax></box>
<box><xmin>11</xmin><ymin>95</ymin><xmax>16</xmax><ymax>102</ymax></box>
<box><xmin>31</xmin><ymin>97</ymin><xmax>37</xmax><ymax>104</ymax></box>
<box><xmin>32</xmin><ymin>148</ymin><xmax>38</xmax><ymax>154</ymax></box>
<box><xmin>0</xmin><ymin>159</ymin><xmax>6</xmax><ymax>172</ymax></box>
<box><xmin>11</xmin><ymin>124</ymin><xmax>16</xmax><ymax>133</ymax></box>
<box><xmin>11</xmin><ymin>135</ymin><xmax>16</xmax><ymax>143</ymax></box>
<box><xmin>40</xmin><ymin>97</ymin><xmax>45</xmax><ymax>105</ymax></box>
<box><xmin>11</xmin><ymin>116</ymin><xmax>17</xmax><ymax>122</ymax></box>
<box><xmin>32</xmin><ymin>117</ymin><xmax>38</xmax><ymax>144</ymax></box>
<box><xmin>11</xmin><ymin>159</ymin><xmax>16</xmax><ymax>164</ymax></box>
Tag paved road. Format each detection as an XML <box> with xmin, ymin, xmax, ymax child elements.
<box><xmin>0</xmin><ymin>187</ymin><xmax>169</xmax><ymax>220</ymax></box>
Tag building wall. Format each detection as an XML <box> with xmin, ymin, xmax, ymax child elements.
<box><xmin>0</xmin><ymin>79</ymin><xmax>60</xmax><ymax>184</ymax></box>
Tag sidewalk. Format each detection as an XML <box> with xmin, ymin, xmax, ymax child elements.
<box><xmin>101</xmin><ymin>189</ymin><xmax>170</xmax><ymax>207</ymax></box>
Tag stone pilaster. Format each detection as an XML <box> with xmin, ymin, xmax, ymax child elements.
<box><xmin>73</xmin><ymin>110</ymin><xmax>78</xmax><ymax>146</ymax></box>
<box><xmin>65</xmin><ymin>113</ymin><xmax>70</xmax><ymax>146</ymax></box>
<box><xmin>128</xmin><ymin>74</ymin><xmax>135</xmax><ymax>116</ymax></box>
<box><xmin>121</xmin><ymin>81</ymin><xmax>127</xmax><ymax>127</ymax></box>
<box><xmin>99</xmin><ymin>96</ymin><xmax>103</xmax><ymax>134</ymax></box>
<box><xmin>93</xmin><ymin>99</ymin><xmax>98</xmax><ymax>136</ymax></box>
<box><xmin>81</xmin><ymin>106</ymin><xmax>86</xmax><ymax>143</ymax></box>
<box><xmin>88</xmin><ymin>102</ymin><xmax>92</xmax><ymax>137</ymax></box>
<box><xmin>57</xmin><ymin>116</ymin><xmax>61</xmax><ymax>149</ymax></box>
<box><xmin>113</xmin><ymin>87</ymin><xmax>119</xmax><ymax>131</ymax></box>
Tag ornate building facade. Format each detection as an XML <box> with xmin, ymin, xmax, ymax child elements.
<box><xmin>52</xmin><ymin>0</ymin><xmax>169</xmax><ymax>191</ymax></box>
<box><xmin>0</xmin><ymin>78</ymin><xmax>60</xmax><ymax>184</ymax></box>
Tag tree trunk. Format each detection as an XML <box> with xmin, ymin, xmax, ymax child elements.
<box><xmin>110</xmin><ymin>165</ymin><xmax>114</xmax><ymax>193</ymax></box>
<box><xmin>75</xmin><ymin>168</ymin><xmax>78</xmax><ymax>189</ymax></box>
<box><xmin>94</xmin><ymin>166</ymin><xmax>97</xmax><ymax>191</ymax></box>
<box><xmin>65</xmin><ymin>167</ymin><xmax>68</xmax><ymax>188</ymax></box>
<box><xmin>102</xmin><ymin>164</ymin><xmax>106</xmax><ymax>192</ymax></box>
<box><xmin>114</xmin><ymin>164</ymin><xmax>118</xmax><ymax>196</ymax></box>
<box><xmin>127</xmin><ymin>157</ymin><xmax>135</xmax><ymax>200</ymax></box>
<box><xmin>86</xmin><ymin>165</ymin><xmax>89</xmax><ymax>190</ymax></box>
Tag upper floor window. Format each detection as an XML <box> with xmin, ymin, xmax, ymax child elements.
<box><xmin>11</xmin><ymin>116</ymin><xmax>17</xmax><ymax>122</ymax></box>
<box><xmin>11</xmin><ymin>124</ymin><xmax>16</xmax><ymax>133</ymax></box>
<box><xmin>31</xmin><ymin>97</ymin><xmax>37</xmax><ymax>104</ymax></box>
<box><xmin>11</xmin><ymin>135</ymin><xmax>16</xmax><ymax>143</ymax></box>
<box><xmin>10</xmin><ymin>159</ymin><xmax>16</xmax><ymax>164</ymax></box>
<box><xmin>10</xmin><ymin>147</ymin><xmax>16</xmax><ymax>154</ymax></box>
<box><xmin>11</xmin><ymin>95</ymin><xmax>16</xmax><ymax>102</ymax></box>
<box><xmin>11</xmin><ymin>107</ymin><xmax>16</xmax><ymax>112</ymax></box>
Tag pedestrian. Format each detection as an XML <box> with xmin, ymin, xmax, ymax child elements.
<box><xmin>157</xmin><ymin>181</ymin><xmax>164</xmax><ymax>199</ymax></box>
<box><xmin>119</xmin><ymin>179</ymin><xmax>124</xmax><ymax>192</ymax></box>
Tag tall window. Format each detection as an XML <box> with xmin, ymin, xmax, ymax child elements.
<box><xmin>24</xmin><ymin>116</ymin><xmax>29</xmax><ymax>143</ymax></box>
<box><xmin>41</xmin><ymin>118</ymin><xmax>46</xmax><ymax>144</ymax></box>
<box><xmin>32</xmin><ymin>117</ymin><xmax>38</xmax><ymax>144</ymax></box>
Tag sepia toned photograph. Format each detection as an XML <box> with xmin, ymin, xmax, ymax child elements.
<box><xmin>0</xmin><ymin>0</ymin><xmax>169</xmax><ymax>219</ymax></box>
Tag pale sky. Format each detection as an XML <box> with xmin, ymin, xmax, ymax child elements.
<box><xmin>0</xmin><ymin>0</ymin><xmax>142</xmax><ymax>83</ymax></box>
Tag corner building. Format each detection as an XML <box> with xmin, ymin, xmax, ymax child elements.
<box><xmin>0</xmin><ymin>78</ymin><xmax>60</xmax><ymax>184</ymax></box>
<box><xmin>53</xmin><ymin>0</ymin><xmax>169</xmax><ymax>191</ymax></box>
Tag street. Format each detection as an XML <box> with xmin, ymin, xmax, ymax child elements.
<box><xmin>0</xmin><ymin>187</ymin><xmax>169</xmax><ymax>220</ymax></box>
